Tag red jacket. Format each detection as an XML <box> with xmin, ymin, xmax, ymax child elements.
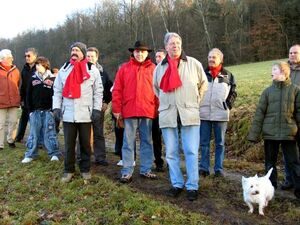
<box><xmin>112</xmin><ymin>57</ymin><xmax>158</xmax><ymax>119</ymax></box>
<box><xmin>0</xmin><ymin>64</ymin><xmax>21</xmax><ymax>109</ymax></box>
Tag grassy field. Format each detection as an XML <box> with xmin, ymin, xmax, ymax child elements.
<box><xmin>1</xmin><ymin>59</ymin><xmax>300</xmax><ymax>225</ymax></box>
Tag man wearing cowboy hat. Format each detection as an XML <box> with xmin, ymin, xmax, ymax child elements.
<box><xmin>112</xmin><ymin>40</ymin><xmax>158</xmax><ymax>183</ymax></box>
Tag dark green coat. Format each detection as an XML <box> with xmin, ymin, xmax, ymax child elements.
<box><xmin>248</xmin><ymin>79</ymin><xmax>300</xmax><ymax>141</ymax></box>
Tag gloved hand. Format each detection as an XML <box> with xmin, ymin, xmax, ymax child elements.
<box><xmin>91</xmin><ymin>109</ymin><xmax>101</xmax><ymax>122</ymax></box>
<box><xmin>52</xmin><ymin>108</ymin><xmax>62</xmax><ymax>122</ymax></box>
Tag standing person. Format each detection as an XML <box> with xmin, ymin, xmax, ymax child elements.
<box><xmin>53</xmin><ymin>42</ymin><xmax>103</xmax><ymax>182</ymax></box>
<box><xmin>15</xmin><ymin>48</ymin><xmax>38</xmax><ymax>143</ymax></box>
<box><xmin>153</xmin><ymin>49</ymin><xmax>167</xmax><ymax>172</ymax></box>
<box><xmin>281</xmin><ymin>44</ymin><xmax>300</xmax><ymax>190</ymax></box>
<box><xmin>153</xmin><ymin>32</ymin><xmax>208</xmax><ymax>201</ymax></box>
<box><xmin>86</xmin><ymin>47</ymin><xmax>113</xmax><ymax>166</ymax></box>
<box><xmin>112</xmin><ymin>40</ymin><xmax>158</xmax><ymax>183</ymax></box>
<box><xmin>21</xmin><ymin>57</ymin><xmax>61</xmax><ymax>163</ymax></box>
<box><xmin>199</xmin><ymin>48</ymin><xmax>237</xmax><ymax>177</ymax></box>
<box><xmin>0</xmin><ymin>49</ymin><xmax>21</xmax><ymax>150</ymax></box>
<box><xmin>248</xmin><ymin>61</ymin><xmax>300</xmax><ymax>199</ymax></box>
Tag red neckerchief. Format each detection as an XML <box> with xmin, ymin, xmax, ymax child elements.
<box><xmin>62</xmin><ymin>58</ymin><xmax>90</xmax><ymax>99</ymax></box>
<box><xmin>159</xmin><ymin>55</ymin><xmax>182</xmax><ymax>92</ymax></box>
<box><xmin>209</xmin><ymin>64</ymin><xmax>222</xmax><ymax>78</ymax></box>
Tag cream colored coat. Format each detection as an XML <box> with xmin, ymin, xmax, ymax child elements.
<box><xmin>153</xmin><ymin>54</ymin><xmax>208</xmax><ymax>128</ymax></box>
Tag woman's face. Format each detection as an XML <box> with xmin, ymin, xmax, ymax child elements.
<box><xmin>36</xmin><ymin>63</ymin><xmax>46</xmax><ymax>74</ymax></box>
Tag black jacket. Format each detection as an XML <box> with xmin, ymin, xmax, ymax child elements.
<box><xmin>95</xmin><ymin>63</ymin><xmax>113</xmax><ymax>104</ymax></box>
<box><xmin>20</xmin><ymin>63</ymin><xmax>36</xmax><ymax>105</ymax></box>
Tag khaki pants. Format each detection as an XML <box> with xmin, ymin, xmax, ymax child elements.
<box><xmin>0</xmin><ymin>107</ymin><xmax>18</xmax><ymax>148</ymax></box>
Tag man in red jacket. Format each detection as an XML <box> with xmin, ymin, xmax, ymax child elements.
<box><xmin>112</xmin><ymin>41</ymin><xmax>158</xmax><ymax>183</ymax></box>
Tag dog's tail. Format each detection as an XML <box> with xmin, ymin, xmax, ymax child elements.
<box><xmin>265</xmin><ymin>167</ymin><xmax>273</xmax><ymax>179</ymax></box>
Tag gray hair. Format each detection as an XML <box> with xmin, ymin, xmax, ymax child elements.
<box><xmin>25</xmin><ymin>47</ymin><xmax>38</xmax><ymax>56</ymax></box>
<box><xmin>164</xmin><ymin>32</ymin><xmax>182</xmax><ymax>46</ymax></box>
<box><xmin>0</xmin><ymin>49</ymin><xmax>13</xmax><ymax>62</ymax></box>
<box><xmin>209</xmin><ymin>48</ymin><xmax>224</xmax><ymax>62</ymax></box>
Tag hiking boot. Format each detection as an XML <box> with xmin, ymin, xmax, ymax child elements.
<box><xmin>21</xmin><ymin>157</ymin><xmax>33</xmax><ymax>164</ymax></box>
<box><xmin>120</xmin><ymin>174</ymin><xmax>132</xmax><ymax>183</ymax></box>
<box><xmin>95</xmin><ymin>160</ymin><xmax>109</xmax><ymax>166</ymax></box>
<box><xmin>281</xmin><ymin>180</ymin><xmax>294</xmax><ymax>190</ymax></box>
<box><xmin>199</xmin><ymin>170</ymin><xmax>210</xmax><ymax>177</ymax></box>
<box><xmin>81</xmin><ymin>172</ymin><xmax>92</xmax><ymax>180</ymax></box>
<box><xmin>8</xmin><ymin>142</ymin><xmax>16</xmax><ymax>148</ymax></box>
<box><xmin>166</xmin><ymin>187</ymin><xmax>183</xmax><ymax>198</ymax></box>
<box><xmin>214</xmin><ymin>171</ymin><xmax>225</xmax><ymax>178</ymax></box>
<box><xmin>61</xmin><ymin>173</ymin><xmax>74</xmax><ymax>183</ymax></box>
<box><xmin>140</xmin><ymin>171</ymin><xmax>157</xmax><ymax>179</ymax></box>
<box><xmin>187</xmin><ymin>190</ymin><xmax>198</xmax><ymax>201</ymax></box>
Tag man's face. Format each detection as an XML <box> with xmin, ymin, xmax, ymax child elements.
<box><xmin>133</xmin><ymin>49</ymin><xmax>148</xmax><ymax>63</ymax></box>
<box><xmin>289</xmin><ymin>46</ymin><xmax>300</xmax><ymax>65</ymax></box>
<box><xmin>272</xmin><ymin>65</ymin><xmax>285</xmax><ymax>81</ymax></box>
<box><xmin>165</xmin><ymin>36</ymin><xmax>182</xmax><ymax>59</ymax></box>
<box><xmin>155</xmin><ymin>51</ymin><xmax>166</xmax><ymax>64</ymax></box>
<box><xmin>208</xmin><ymin>51</ymin><xmax>222</xmax><ymax>67</ymax></box>
<box><xmin>71</xmin><ymin>47</ymin><xmax>84</xmax><ymax>61</ymax></box>
<box><xmin>87</xmin><ymin>51</ymin><xmax>98</xmax><ymax>64</ymax></box>
<box><xmin>25</xmin><ymin>51</ymin><xmax>37</xmax><ymax>64</ymax></box>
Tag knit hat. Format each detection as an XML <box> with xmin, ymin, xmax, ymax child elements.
<box><xmin>0</xmin><ymin>49</ymin><xmax>13</xmax><ymax>62</ymax></box>
<box><xmin>70</xmin><ymin>42</ymin><xmax>87</xmax><ymax>57</ymax></box>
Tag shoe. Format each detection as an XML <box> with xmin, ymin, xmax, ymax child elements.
<box><xmin>8</xmin><ymin>142</ymin><xmax>16</xmax><ymax>148</ymax></box>
<box><xmin>117</xmin><ymin>160</ymin><xmax>123</xmax><ymax>166</ymax></box>
<box><xmin>120</xmin><ymin>174</ymin><xmax>132</xmax><ymax>183</ymax></box>
<box><xmin>61</xmin><ymin>173</ymin><xmax>74</xmax><ymax>183</ymax></box>
<box><xmin>21</xmin><ymin>157</ymin><xmax>33</xmax><ymax>163</ymax></box>
<box><xmin>187</xmin><ymin>190</ymin><xmax>198</xmax><ymax>201</ymax></box>
<box><xmin>199</xmin><ymin>170</ymin><xmax>210</xmax><ymax>177</ymax></box>
<box><xmin>214</xmin><ymin>171</ymin><xmax>224</xmax><ymax>177</ymax></box>
<box><xmin>155</xmin><ymin>165</ymin><xmax>164</xmax><ymax>172</ymax></box>
<box><xmin>0</xmin><ymin>147</ymin><xmax>3</xmax><ymax>151</ymax></box>
<box><xmin>95</xmin><ymin>160</ymin><xmax>108</xmax><ymax>166</ymax></box>
<box><xmin>294</xmin><ymin>189</ymin><xmax>300</xmax><ymax>199</ymax></box>
<box><xmin>81</xmin><ymin>172</ymin><xmax>92</xmax><ymax>180</ymax></box>
<box><xmin>281</xmin><ymin>180</ymin><xmax>294</xmax><ymax>190</ymax></box>
<box><xmin>15</xmin><ymin>138</ymin><xmax>22</xmax><ymax>143</ymax></box>
<box><xmin>140</xmin><ymin>171</ymin><xmax>157</xmax><ymax>179</ymax></box>
<box><xmin>166</xmin><ymin>187</ymin><xmax>183</xmax><ymax>197</ymax></box>
<box><xmin>50</xmin><ymin>156</ymin><xmax>59</xmax><ymax>161</ymax></box>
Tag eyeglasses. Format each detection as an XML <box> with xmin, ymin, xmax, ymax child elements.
<box><xmin>25</xmin><ymin>55</ymin><xmax>31</xmax><ymax>58</ymax></box>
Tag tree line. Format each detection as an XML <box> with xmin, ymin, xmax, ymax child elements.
<box><xmin>0</xmin><ymin>0</ymin><xmax>299</xmax><ymax>79</ymax></box>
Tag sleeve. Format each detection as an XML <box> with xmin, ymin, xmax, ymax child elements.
<box><xmin>247</xmin><ymin>89</ymin><xmax>268</xmax><ymax>142</ymax></box>
<box><xmin>226</xmin><ymin>73</ymin><xmax>237</xmax><ymax>110</ymax></box>
<box><xmin>197</xmin><ymin>62</ymin><xmax>208</xmax><ymax>102</ymax></box>
<box><xmin>294</xmin><ymin>87</ymin><xmax>300</xmax><ymax>129</ymax></box>
<box><xmin>102</xmin><ymin>70</ymin><xmax>113</xmax><ymax>104</ymax></box>
<box><xmin>112</xmin><ymin>67</ymin><xmax>124</xmax><ymax>114</ymax></box>
<box><xmin>52</xmin><ymin>70</ymin><xmax>64</xmax><ymax>110</ymax></box>
<box><xmin>92</xmin><ymin>66</ymin><xmax>103</xmax><ymax>111</ymax></box>
<box><xmin>26</xmin><ymin>77</ymin><xmax>33</xmax><ymax>113</ymax></box>
<box><xmin>153</xmin><ymin>66</ymin><xmax>160</xmax><ymax>97</ymax></box>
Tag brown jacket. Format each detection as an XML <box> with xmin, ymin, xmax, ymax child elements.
<box><xmin>0</xmin><ymin>63</ymin><xmax>21</xmax><ymax>109</ymax></box>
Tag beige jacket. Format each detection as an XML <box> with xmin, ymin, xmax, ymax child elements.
<box><xmin>153</xmin><ymin>53</ymin><xmax>208</xmax><ymax>128</ymax></box>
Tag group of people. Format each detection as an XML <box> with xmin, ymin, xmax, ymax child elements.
<box><xmin>1</xmin><ymin>31</ymin><xmax>299</xmax><ymax>201</ymax></box>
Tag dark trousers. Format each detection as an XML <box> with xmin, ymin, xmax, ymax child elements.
<box><xmin>152</xmin><ymin>117</ymin><xmax>163</xmax><ymax>167</ymax></box>
<box><xmin>15</xmin><ymin>106</ymin><xmax>29</xmax><ymax>141</ymax></box>
<box><xmin>63</xmin><ymin>122</ymin><xmax>91</xmax><ymax>173</ymax></box>
<box><xmin>93</xmin><ymin>111</ymin><xmax>106</xmax><ymax>162</ymax></box>
<box><xmin>264</xmin><ymin>140</ymin><xmax>300</xmax><ymax>190</ymax></box>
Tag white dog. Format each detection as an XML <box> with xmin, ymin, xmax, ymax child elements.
<box><xmin>242</xmin><ymin>168</ymin><xmax>275</xmax><ymax>215</ymax></box>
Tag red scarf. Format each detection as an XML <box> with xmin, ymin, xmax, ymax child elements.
<box><xmin>159</xmin><ymin>55</ymin><xmax>182</xmax><ymax>92</ymax></box>
<box><xmin>62</xmin><ymin>58</ymin><xmax>90</xmax><ymax>99</ymax></box>
<box><xmin>209</xmin><ymin>64</ymin><xmax>222</xmax><ymax>78</ymax></box>
<box><xmin>0</xmin><ymin>62</ymin><xmax>12</xmax><ymax>71</ymax></box>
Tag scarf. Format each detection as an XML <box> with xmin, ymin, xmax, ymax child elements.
<box><xmin>159</xmin><ymin>55</ymin><xmax>182</xmax><ymax>92</ymax></box>
<box><xmin>0</xmin><ymin>62</ymin><xmax>12</xmax><ymax>71</ymax></box>
<box><xmin>62</xmin><ymin>58</ymin><xmax>90</xmax><ymax>99</ymax></box>
<box><xmin>208</xmin><ymin>64</ymin><xmax>222</xmax><ymax>78</ymax></box>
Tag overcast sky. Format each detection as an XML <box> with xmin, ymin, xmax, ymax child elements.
<box><xmin>0</xmin><ymin>0</ymin><xmax>100</xmax><ymax>39</ymax></box>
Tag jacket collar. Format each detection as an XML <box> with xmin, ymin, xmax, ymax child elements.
<box><xmin>161</xmin><ymin>51</ymin><xmax>187</xmax><ymax>65</ymax></box>
<box><xmin>273</xmin><ymin>78</ymin><xmax>291</xmax><ymax>87</ymax></box>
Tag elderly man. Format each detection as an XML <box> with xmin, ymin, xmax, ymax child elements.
<box><xmin>281</xmin><ymin>44</ymin><xmax>300</xmax><ymax>190</ymax></box>
<box><xmin>53</xmin><ymin>42</ymin><xmax>103</xmax><ymax>182</ymax></box>
<box><xmin>15</xmin><ymin>48</ymin><xmax>38</xmax><ymax>143</ymax></box>
<box><xmin>199</xmin><ymin>48</ymin><xmax>237</xmax><ymax>178</ymax></box>
<box><xmin>112</xmin><ymin>40</ymin><xmax>158</xmax><ymax>183</ymax></box>
<box><xmin>153</xmin><ymin>32</ymin><xmax>208</xmax><ymax>201</ymax></box>
<box><xmin>0</xmin><ymin>49</ymin><xmax>21</xmax><ymax>150</ymax></box>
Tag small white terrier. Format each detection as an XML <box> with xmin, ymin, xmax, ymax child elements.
<box><xmin>242</xmin><ymin>168</ymin><xmax>274</xmax><ymax>216</ymax></box>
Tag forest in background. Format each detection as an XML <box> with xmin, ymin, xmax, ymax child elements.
<box><xmin>0</xmin><ymin>0</ymin><xmax>299</xmax><ymax>78</ymax></box>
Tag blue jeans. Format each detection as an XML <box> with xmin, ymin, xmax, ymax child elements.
<box><xmin>199</xmin><ymin>120</ymin><xmax>227</xmax><ymax>173</ymax></box>
<box><xmin>25</xmin><ymin>110</ymin><xmax>60</xmax><ymax>158</ymax></box>
<box><xmin>121</xmin><ymin>118</ymin><xmax>153</xmax><ymax>176</ymax></box>
<box><xmin>162</xmin><ymin>125</ymin><xmax>200</xmax><ymax>190</ymax></box>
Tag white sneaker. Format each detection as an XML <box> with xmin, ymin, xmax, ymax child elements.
<box><xmin>22</xmin><ymin>157</ymin><xmax>33</xmax><ymax>163</ymax></box>
<box><xmin>117</xmin><ymin>160</ymin><xmax>123</xmax><ymax>166</ymax></box>
<box><xmin>50</xmin><ymin>156</ymin><xmax>59</xmax><ymax>161</ymax></box>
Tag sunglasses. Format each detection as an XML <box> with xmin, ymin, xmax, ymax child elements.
<box><xmin>25</xmin><ymin>55</ymin><xmax>31</xmax><ymax>58</ymax></box>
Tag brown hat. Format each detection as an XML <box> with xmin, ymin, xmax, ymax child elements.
<box><xmin>128</xmin><ymin>41</ymin><xmax>153</xmax><ymax>52</ymax></box>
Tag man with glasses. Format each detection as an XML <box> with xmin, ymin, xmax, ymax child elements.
<box><xmin>15</xmin><ymin>48</ymin><xmax>38</xmax><ymax>143</ymax></box>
